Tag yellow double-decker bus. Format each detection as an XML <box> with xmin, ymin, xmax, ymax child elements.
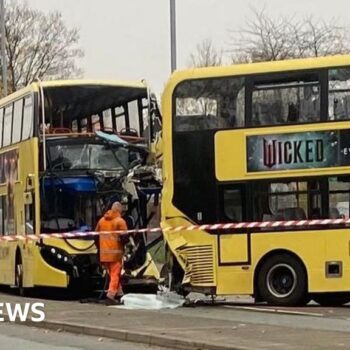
<box><xmin>0</xmin><ymin>80</ymin><xmax>161</xmax><ymax>295</ymax></box>
<box><xmin>161</xmin><ymin>55</ymin><xmax>350</xmax><ymax>306</ymax></box>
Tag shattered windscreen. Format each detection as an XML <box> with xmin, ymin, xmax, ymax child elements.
<box><xmin>48</xmin><ymin>143</ymin><xmax>132</xmax><ymax>171</ymax></box>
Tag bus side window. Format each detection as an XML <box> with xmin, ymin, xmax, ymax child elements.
<box><xmin>329</xmin><ymin>176</ymin><xmax>350</xmax><ymax>219</ymax></box>
<box><xmin>115</xmin><ymin>106</ymin><xmax>126</xmax><ymax>132</ymax></box>
<box><xmin>0</xmin><ymin>108</ymin><xmax>3</xmax><ymax>147</ymax></box>
<box><xmin>22</xmin><ymin>96</ymin><xmax>33</xmax><ymax>140</ymax></box>
<box><xmin>328</xmin><ymin>68</ymin><xmax>350</xmax><ymax>121</ymax></box>
<box><xmin>174</xmin><ymin>77</ymin><xmax>245</xmax><ymax>132</ymax></box>
<box><xmin>12</xmin><ymin>99</ymin><xmax>23</xmax><ymax>144</ymax></box>
<box><xmin>128</xmin><ymin>100</ymin><xmax>140</xmax><ymax>136</ymax></box>
<box><xmin>0</xmin><ymin>196</ymin><xmax>4</xmax><ymax>235</ymax></box>
<box><xmin>80</xmin><ymin>118</ymin><xmax>87</xmax><ymax>133</ymax></box>
<box><xmin>71</xmin><ymin>120</ymin><xmax>78</xmax><ymax>132</ymax></box>
<box><xmin>251</xmin><ymin>72</ymin><xmax>320</xmax><ymax>126</ymax></box>
<box><xmin>25</xmin><ymin>202</ymin><xmax>34</xmax><ymax>234</ymax></box>
<box><xmin>3</xmin><ymin>104</ymin><xmax>13</xmax><ymax>147</ymax></box>
<box><xmin>220</xmin><ymin>186</ymin><xmax>245</xmax><ymax>223</ymax></box>
<box><xmin>103</xmin><ymin>109</ymin><xmax>112</xmax><ymax>129</ymax></box>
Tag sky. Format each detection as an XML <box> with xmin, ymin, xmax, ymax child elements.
<box><xmin>24</xmin><ymin>0</ymin><xmax>350</xmax><ymax>94</ymax></box>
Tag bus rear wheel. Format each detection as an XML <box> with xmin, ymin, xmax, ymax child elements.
<box><xmin>257</xmin><ymin>253</ymin><xmax>307</xmax><ymax>306</ymax></box>
<box><xmin>312</xmin><ymin>293</ymin><xmax>350</xmax><ymax>306</ymax></box>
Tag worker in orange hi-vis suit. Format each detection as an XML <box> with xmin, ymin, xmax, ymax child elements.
<box><xmin>95</xmin><ymin>202</ymin><xmax>127</xmax><ymax>305</ymax></box>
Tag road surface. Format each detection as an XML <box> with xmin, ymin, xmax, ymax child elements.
<box><xmin>0</xmin><ymin>323</ymin><xmax>164</xmax><ymax>350</ymax></box>
<box><xmin>1</xmin><ymin>290</ymin><xmax>350</xmax><ymax>349</ymax></box>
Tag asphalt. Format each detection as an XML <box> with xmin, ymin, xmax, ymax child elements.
<box><xmin>0</xmin><ymin>323</ymin><xmax>165</xmax><ymax>350</ymax></box>
<box><xmin>1</xmin><ymin>292</ymin><xmax>350</xmax><ymax>350</ymax></box>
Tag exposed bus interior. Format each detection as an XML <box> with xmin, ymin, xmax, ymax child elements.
<box><xmin>41</xmin><ymin>83</ymin><xmax>161</xmax><ymax>141</ymax></box>
<box><xmin>37</xmin><ymin>83</ymin><xmax>163</xmax><ymax>287</ymax></box>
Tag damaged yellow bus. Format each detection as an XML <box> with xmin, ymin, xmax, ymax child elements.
<box><xmin>161</xmin><ymin>55</ymin><xmax>350</xmax><ymax>306</ymax></box>
<box><xmin>0</xmin><ymin>80</ymin><xmax>162</xmax><ymax>295</ymax></box>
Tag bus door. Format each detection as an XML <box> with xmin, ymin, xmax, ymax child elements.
<box><xmin>217</xmin><ymin>185</ymin><xmax>250</xmax><ymax>265</ymax></box>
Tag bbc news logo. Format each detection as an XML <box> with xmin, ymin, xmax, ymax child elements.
<box><xmin>0</xmin><ymin>303</ymin><xmax>45</xmax><ymax>322</ymax></box>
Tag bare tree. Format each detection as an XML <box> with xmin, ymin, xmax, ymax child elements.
<box><xmin>1</xmin><ymin>0</ymin><xmax>83</xmax><ymax>94</ymax></box>
<box><xmin>293</xmin><ymin>16</ymin><xmax>350</xmax><ymax>57</ymax></box>
<box><xmin>189</xmin><ymin>38</ymin><xmax>222</xmax><ymax>68</ymax></box>
<box><xmin>230</xmin><ymin>6</ymin><xmax>350</xmax><ymax>63</ymax></box>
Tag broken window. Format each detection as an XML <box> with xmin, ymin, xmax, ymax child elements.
<box><xmin>48</xmin><ymin>142</ymin><xmax>130</xmax><ymax>171</ymax></box>
<box><xmin>328</xmin><ymin>68</ymin><xmax>350</xmax><ymax>121</ymax></box>
<box><xmin>252</xmin><ymin>72</ymin><xmax>320</xmax><ymax>126</ymax></box>
<box><xmin>174</xmin><ymin>77</ymin><xmax>245</xmax><ymax>131</ymax></box>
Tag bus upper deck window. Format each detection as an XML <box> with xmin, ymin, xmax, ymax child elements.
<box><xmin>252</xmin><ymin>73</ymin><xmax>320</xmax><ymax>126</ymax></box>
<box><xmin>328</xmin><ymin>68</ymin><xmax>350</xmax><ymax>121</ymax></box>
<box><xmin>22</xmin><ymin>96</ymin><xmax>34</xmax><ymax>140</ymax></box>
<box><xmin>174</xmin><ymin>77</ymin><xmax>245</xmax><ymax>132</ymax></box>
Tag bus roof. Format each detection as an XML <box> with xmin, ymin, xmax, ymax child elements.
<box><xmin>37</xmin><ymin>79</ymin><xmax>148</xmax><ymax>89</ymax></box>
<box><xmin>166</xmin><ymin>54</ymin><xmax>350</xmax><ymax>88</ymax></box>
<box><xmin>0</xmin><ymin>79</ymin><xmax>148</xmax><ymax>107</ymax></box>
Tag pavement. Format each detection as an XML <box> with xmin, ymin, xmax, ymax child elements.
<box><xmin>1</xmin><ymin>291</ymin><xmax>350</xmax><ymax>350</ymax></box>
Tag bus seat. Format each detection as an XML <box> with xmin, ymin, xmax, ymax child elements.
<box><xmin>51</xmin><ymin>128</ymin><xmax>73</xmax><ymax>134</ymax></box>
<box><xmin>120</xmin><ymin>128</ymin><xmax>139</xmax><ymax>137</ymax></box>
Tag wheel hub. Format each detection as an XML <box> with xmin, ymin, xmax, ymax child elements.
<box><xmin>266</xmin><ymin>263</ymin><xmax>297</xmax><ymax>298</ymax></box>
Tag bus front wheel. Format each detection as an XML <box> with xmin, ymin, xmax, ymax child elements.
<box><xmin>257</xmin><ymin>253</ymin><xmax>307</xmax><ymax>306</ymax></box>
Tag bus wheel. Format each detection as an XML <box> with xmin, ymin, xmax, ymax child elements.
<box><xmin>312</xmin><ymin>293</ymin><xmax>350</xmax><ymax>306</ymax></box>
<box><xmin>257</xmin><ymin>253</ymin><xmax>307</xmax><ymax>306</ymax></box>
<box><xmin>15</xmin><ymin>259</ymin><xmax>25</xmax><ymax>297</ymax></box>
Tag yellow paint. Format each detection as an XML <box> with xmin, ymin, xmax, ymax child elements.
<box><xmin>0</xmin><ymin>138</ymin><xmax>99</xmax><ymax>289</ymax></box>
<box><xmin>219</xmin><ymin>234</ymin><xmax>249</xmax><ymax>263</ymax></box>
<box><xmin>215</xmin><ymin>124</ymin><xmax>350</xmax><ymax>181</ymax></box>
<box><xmin>161</xmin><ymin>55</ymin><xmax>350</xmax><ymax>296</ymax></box>
<box><xmin>0</xmin><ymin>79</ymin><xmax>159</xmax><ymax>292</ymax></box>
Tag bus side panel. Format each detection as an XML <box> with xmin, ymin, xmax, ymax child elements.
<box><xmin>216</xmin><ymin>233</ymin><xmax>253</xmax><ymax>295</ymax></box>
<box><xmin>215</xmin><ymin>229</ymin><xmax>350</xmax><ymax>295</ymax></box>
<box><xmin>251</xmin><ymin>230</ymin><xmax>350</xmax><ymax>293</ymax></box>
<box><xmin>216</xmin><ymin>266</ymin><xmax>253</xmax><ymax>295</ymax></box>
<box><xmin>0</xmin><ymin>242</ymin><xmax>16</xmax><ymax>285</ymax></box>
<box><xmin>0</xmin><ymin>139</ymin><xmax>36</xmax><ymax>286</ymax></box>
<box><xmin>32</xmin><ymin>248</ymin><xmax>68</xmax><ymax>288</ymax></box>
<box><xmin>0</xmin><ymin>139</ymin><xmax>39</xmax><ymax>288</ymax></box>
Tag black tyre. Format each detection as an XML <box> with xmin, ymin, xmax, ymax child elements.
<box><xmin>312</xmin><ymin>293</ymin><xmax>350</xmax><ymax>306</ymax></box>
<box><xmin>15</xmin><ymin>260</ymin><xmax>25</xmax><ymax>297</ymax></box>
<box><xmin>257</xmin><ymin>253</ymin><xmax>307</xmax><ymax>306</ymax></box>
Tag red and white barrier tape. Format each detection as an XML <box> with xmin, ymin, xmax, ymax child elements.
<box><xmin>1</xmin><ymin>217</ymin><xmax>350</xmax><ymax>242</ymax></box>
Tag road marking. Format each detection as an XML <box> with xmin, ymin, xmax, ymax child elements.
<box><xmin>275</xmin><ymin>309</ymin><xmax>324</xmax><ymax>317</ymax></box>
<box><xmin>223</xmin><ymin>305</ymin><xmax>324</xmax><ymax>317</ymax></box>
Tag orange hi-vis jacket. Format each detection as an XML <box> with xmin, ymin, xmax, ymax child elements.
<box><xmin>95</xmin><ymin>209</ymin><xmax>127</xmax><ymax>263</ymax></box>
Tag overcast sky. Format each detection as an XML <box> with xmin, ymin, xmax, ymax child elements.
<box><xmin>25</xmin><ymin>0</ymin><xmax>350</xmax><ymax>94</ymax></box>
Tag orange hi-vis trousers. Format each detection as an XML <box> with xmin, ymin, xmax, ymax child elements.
<box><xmin>104</xmin><ymin>261</ymin><xmax>122</xmax><ymax>299</ymax></box>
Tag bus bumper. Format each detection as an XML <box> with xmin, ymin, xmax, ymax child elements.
<box><xmin>35</xmin><ymin>244</ymin><xmax>103</xmax><ymax>291</ymax></box>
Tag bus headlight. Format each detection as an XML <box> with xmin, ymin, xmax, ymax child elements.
<box><xmin>40</xmin><ymin>245</ymin><xmax>74</xmax><ymax>272</ymax></box>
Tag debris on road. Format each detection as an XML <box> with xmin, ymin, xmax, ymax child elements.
<box><xmin>110</xmin><ymin>291</ymin><xmax>185</xmax><ymax>310</ymax></box>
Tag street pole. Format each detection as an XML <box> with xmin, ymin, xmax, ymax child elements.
<box><xmin>0</xmin><ymin>0</ymin><xmax>7</xmax><ymax>96</ymax></box>
<box><xmin>170</xmin><ymin>0</ymin><xmax>177</xmax><ymax>73</ymax></box>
